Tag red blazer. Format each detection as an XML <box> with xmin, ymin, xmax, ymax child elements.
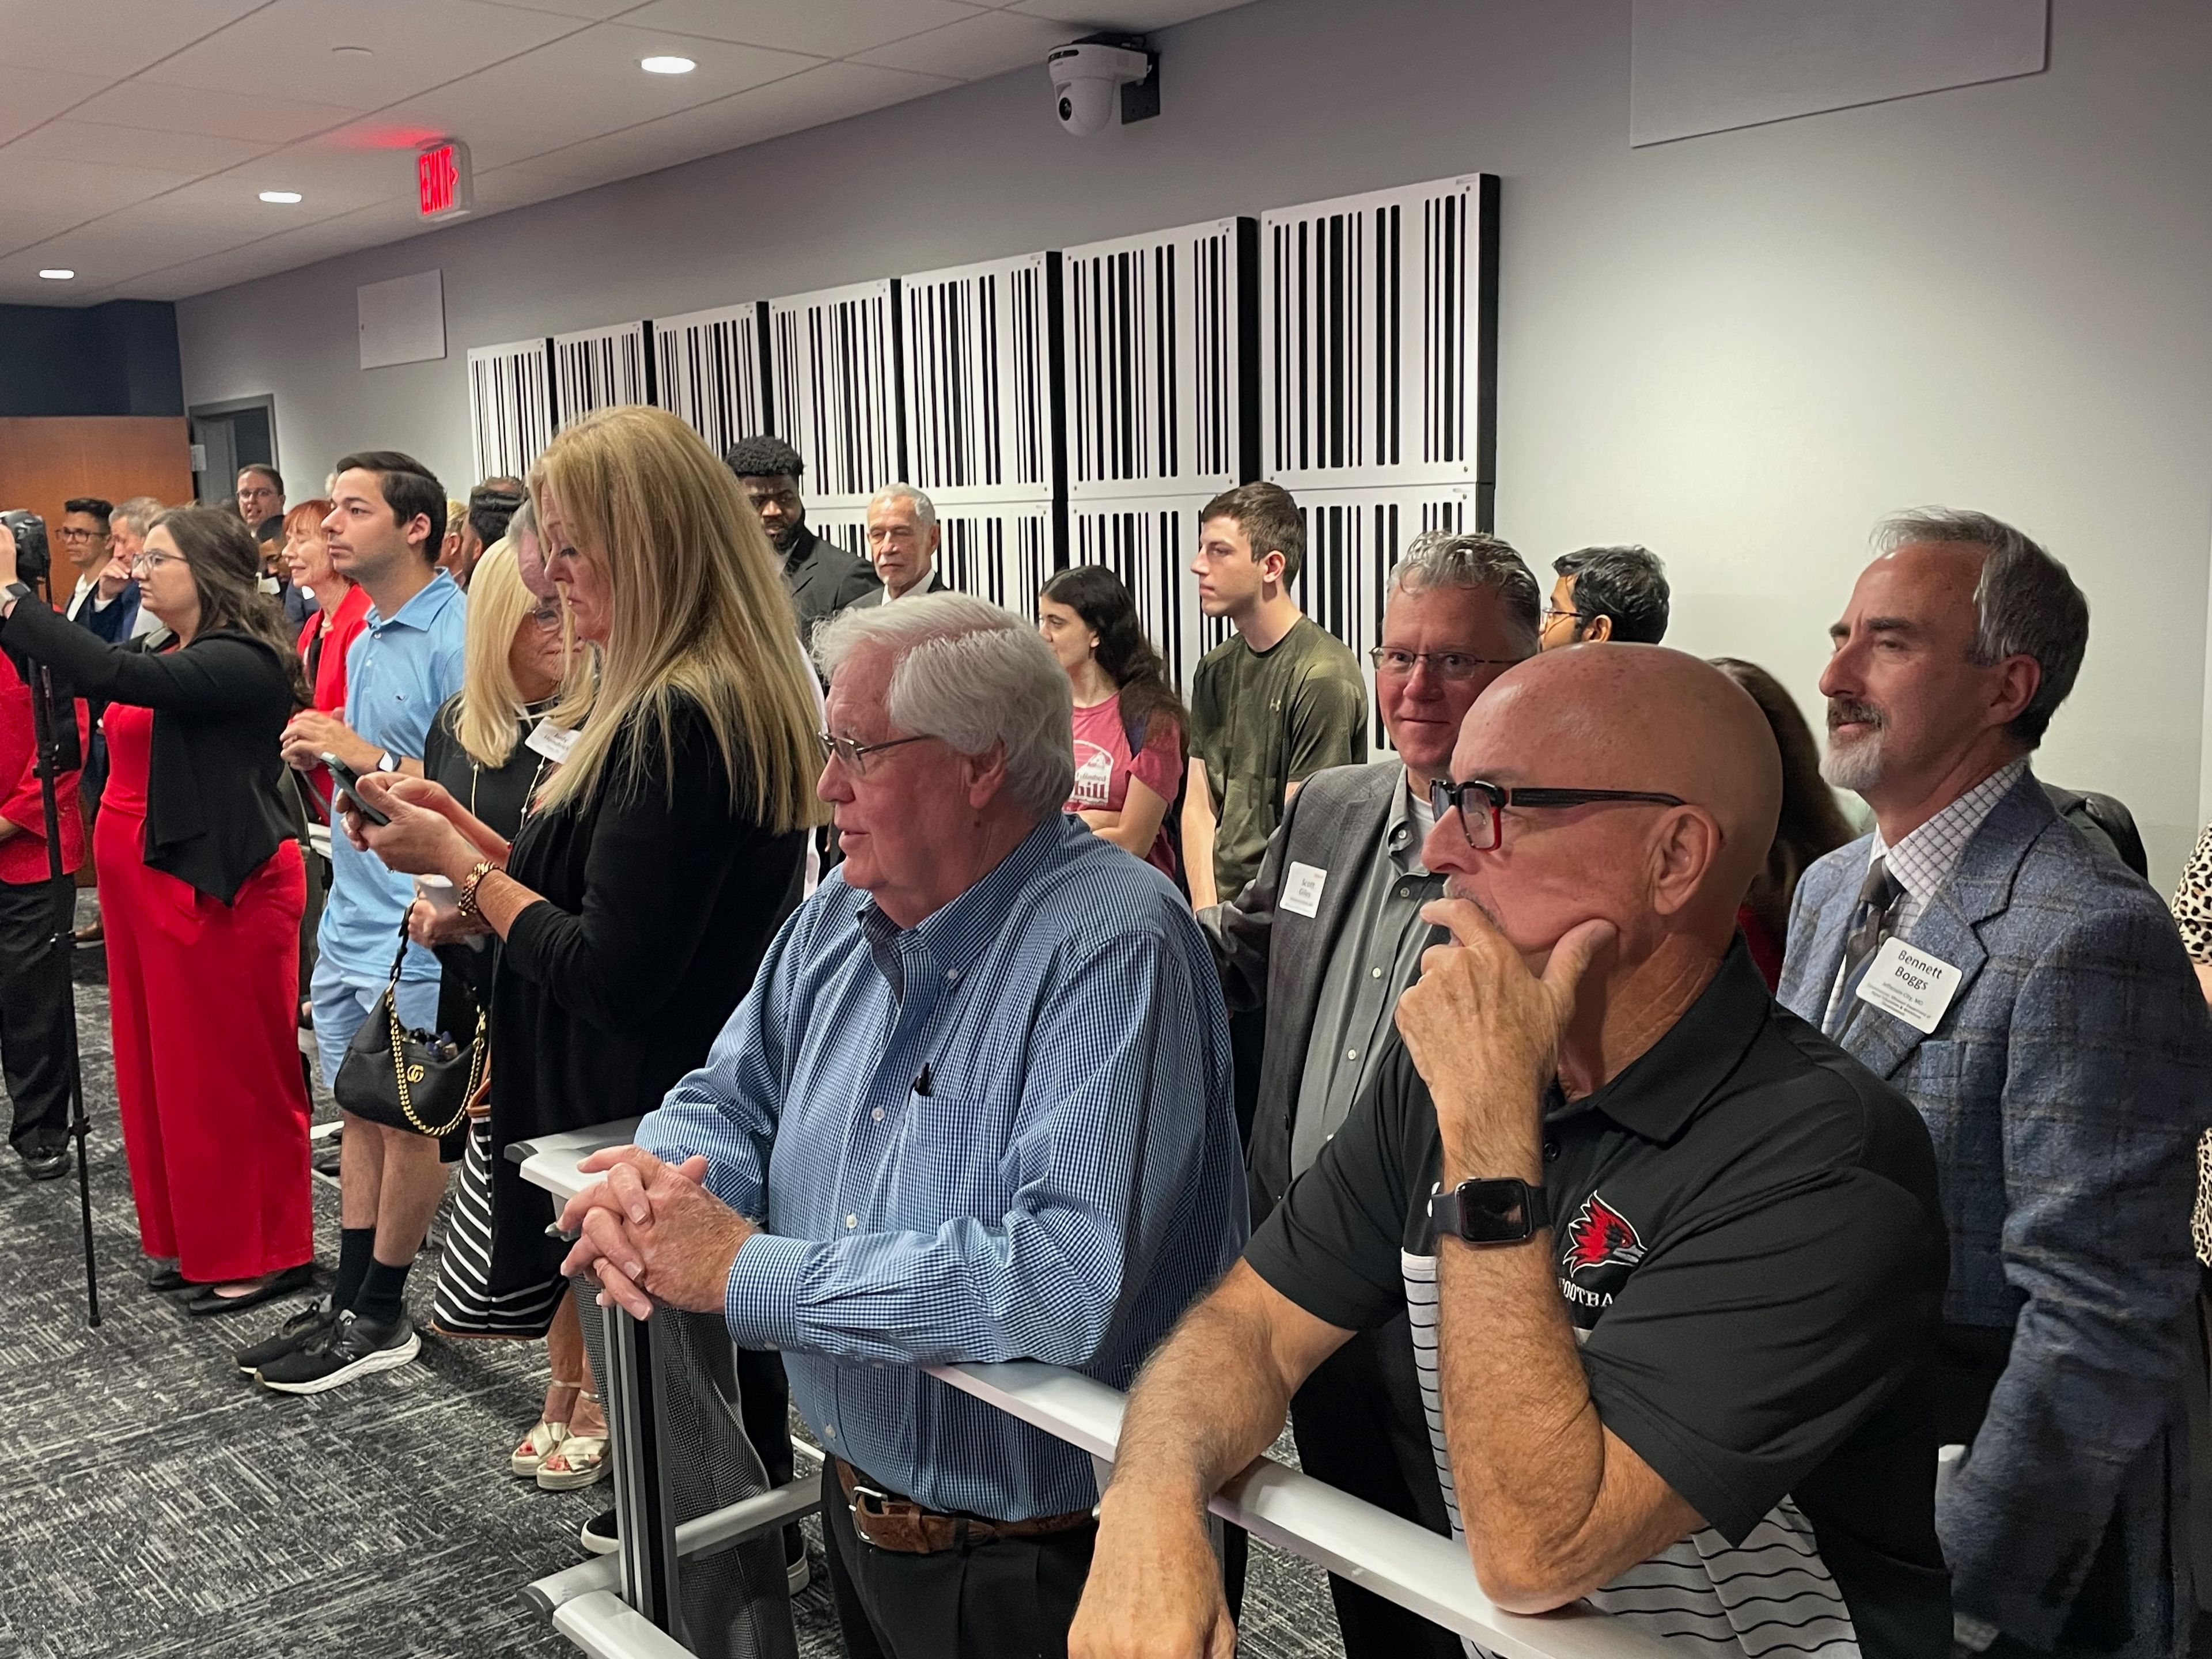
<box><xmin>0</xmin><ymin>666</ymin><xmax>88</xmax><ymax>884</ymax></box>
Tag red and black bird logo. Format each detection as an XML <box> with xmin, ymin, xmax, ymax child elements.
<box><xmin>1561</xmin><ymin>1194</ymin><xmax>1646</xmax><ymax>1281</ymax></box>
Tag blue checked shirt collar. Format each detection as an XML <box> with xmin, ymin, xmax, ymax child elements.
<box><xmin>857</xmin><ymin>815</ymin><xmax>1070</xmax><ymax>1001</ymax></box>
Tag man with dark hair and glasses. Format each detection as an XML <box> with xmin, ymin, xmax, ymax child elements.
<box><xmin>1540</xmin><ymin>544</ymin><xmax>1670</xmax><ymax>649</ymax></box>
<box><xmin>1073</xmin><ymin>643</ymin><xmax>1952</xmax><ymax>1659</ymax></box>
<box><xmin>1196</xmin><ymin>527</ymin><xmax>1538</xmax><ymax>1659</ymax></box>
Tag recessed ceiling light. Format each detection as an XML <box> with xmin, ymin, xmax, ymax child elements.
<box><xmin>641</xmin><ymin>55</ymin><xmax>696</xmax><ymax>74</ymax></box>
<box><xmin>39</xmin><ymin>269</ymin><xmax>74</xmax><ymax>281</ymax></box>
<box><xmin>259</xmin><ymin>190</ymin><xmax>304</xmax><ymax>204</ymax></box>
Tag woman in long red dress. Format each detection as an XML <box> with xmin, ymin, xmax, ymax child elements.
<box><xmin>0</xmin><ymin>507</ymin><xmax>313</xmax><ymax>1312</ymax></box>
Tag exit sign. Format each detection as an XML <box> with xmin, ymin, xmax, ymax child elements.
<box><xmin>416</xmin><ymin>139</ymin><xmax>473</xmax><ymax>222</ymax></box>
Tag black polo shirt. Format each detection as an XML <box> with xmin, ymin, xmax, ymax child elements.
<box><xmin>1247</xmin><ymin>941</ymin><xmax>1951</xmax><ymax>1659</ymax></box>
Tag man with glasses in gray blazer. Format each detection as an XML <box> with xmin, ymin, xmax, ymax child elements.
<box><xmin>1199</xmin><ymin>528</ymin><xmax>1539</xmax><ymax>1659</ymax></box>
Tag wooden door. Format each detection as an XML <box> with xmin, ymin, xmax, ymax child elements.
<box><xmin>0</xmin><ymin>416</ymin><xmax>195</xmax><ymax>598</ymax></box>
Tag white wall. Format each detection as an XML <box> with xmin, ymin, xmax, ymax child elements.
<box><xmin>177</xmin><ymin>0</ymin><xmax>2212</xmax><ymax>884</ymax></box>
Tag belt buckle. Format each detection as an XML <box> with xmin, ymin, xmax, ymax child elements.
<box><xmin>850</xmin><ymin>1483</ymin><xmax>896</xmax><ymax>1520</ymax></box>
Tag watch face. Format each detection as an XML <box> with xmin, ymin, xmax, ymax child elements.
<box><xmin>1461</xmin><ymin>1180</ymin><xmax>1532</xmax><ymax>1241</ymax></box>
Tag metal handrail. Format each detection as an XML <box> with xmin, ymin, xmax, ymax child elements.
<box><xmin>927</xmin><ymin>1362</ymin><xmax>1681</xmax><ymax>1659</ymax></box>
<box><xmin>517</xmin><ymin>1127</ymin><xmax>1682</xmax><ymax>1659</ymax></box>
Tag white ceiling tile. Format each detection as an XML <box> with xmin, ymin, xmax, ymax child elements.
<box><xmin>6</xmin><ymin>217</ymin><xmax>264</xmax><ymax>286</ymax></box>
<box><xmin>1005</xmin><ymin>0</ymin><xmax>1249</xmax><ymax>30</ymax></box>
<box><xmin>0</xmin><ymin>0</ymin><xmax>265</xmax><ymax>75</ymax></box>
<box><xmin>68</xmin><ymin>80</ymin><xmax>365</xmax><ymax>143</ymax></box>
<box><xmin>0</xmin><ymin>156</ymin><xmax>199</xmax><ymax>230</ymax></box>
<box><xmin>618</xmin><ymin>0</ymin><xmax>989</xmax><ymax>60</ymax></box>
<box><xmin>473</xmin><ymin>0</ymin><xmax>650</xmax><ymax>16</ymax></box>
<box><xmin>0</xmin><ymin>66</ymin><xmax>116</xmax><ymax>145</ymax></box>
<box><xmin>514</xmin><ymin>58</ymin><xmax>955</xmax><ymax>178</ymax></box>
<box><xmin>2</xmin><ymin>118</ymin><xmax>275</xmax><ymax>172</ymax></box>
<box><xmin>139</xmin><ymin>0</ymin><xmax>592</xmax><ymax>106</ymax></box>
<box><xmin>850</xmin><ymin>6</ymin><xmax>1076</xmax><ymax>79</ymax></box>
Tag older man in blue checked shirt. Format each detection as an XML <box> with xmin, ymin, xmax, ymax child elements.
<box><xmin>562</xmin><ymin>592</ymin><xmax>1246</xmax><ymax>1659</ymax></box>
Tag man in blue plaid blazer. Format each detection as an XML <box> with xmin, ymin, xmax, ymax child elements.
<box><xmin>1781</xmin><ymin>510</ymin><xmax>2212</xmax><ymax>1659</ymax></box>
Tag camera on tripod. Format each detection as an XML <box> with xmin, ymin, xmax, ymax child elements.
<box><xmin>0</xmin><ymin>509</ymin><xmax>51</xmax><ymax>585</ymax></box>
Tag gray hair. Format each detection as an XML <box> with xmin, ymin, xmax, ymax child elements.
<box><xmin>1875</xmin><ymin>509</ymin><xmax>2088</xmax><ymax>748</ymax></box>
<box><xmin>111</xmin><ymin>495</ymin><xmax>165</xmax><ymax>540</ymax></box>
<box><xmin>868</xmin><ymin>482</ymin><xmax>937</xmax><ymax>537</ymax></box>
<box><xmin>814</xmin><ymin>592</ymin><xmax>1074</xmax><ymax>817</ymax></box>
<box><xmin>1389</xmin><ymin>529</ymin><xmax>1542</xmax><ymax>652</ymax></box>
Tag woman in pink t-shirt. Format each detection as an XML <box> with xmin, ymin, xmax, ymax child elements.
<box><xmin>1039</xmin><ymin>565</ymin><xmax>1188</xmax><ymax>891</ymax></box>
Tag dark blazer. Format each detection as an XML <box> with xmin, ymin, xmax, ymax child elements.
<box><xmin>0</xmin><ymin>598</ymin><xmax>297</xmax><ymax>905</ymax></box>
<box><xmin>783</xmin><ymin>525</ymin><xmax>881</xmax><ymax>639</ymax></box>
<box><xmin>1779</xmin><ymin>771</ymin><xmax>2212</xmax><ymax>1658</ymax></box>
<box><xmin>1199</xmin><ymin>759</ymin><xmax>1418</xmax><ymax>1218</ymax></box>
<box><xmin>71</xmin><ymin>580</ymin><xmax>141</xmax><ymax>644</ymax></box>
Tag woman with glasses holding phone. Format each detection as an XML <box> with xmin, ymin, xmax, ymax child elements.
<box><xmin>351</xmin><ymin>407</ymin><xmax>820</xmax><ymax>1543</ymax></box>
<box><xmin>0</xmin><ymin>506</ymin><xmax>315</xmax><ymax>1314</ymax></box>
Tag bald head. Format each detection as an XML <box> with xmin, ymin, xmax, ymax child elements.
<box><xmin>1429</xmin><ymin>644</ymin><xmax>1782</xmax><ymax>964</ymax></box>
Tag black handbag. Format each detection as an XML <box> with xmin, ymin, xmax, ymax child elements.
<box><xmin>333</xmin><ymin>923</ymin><xmax>484</xmax><ymax>1139</ymax></box>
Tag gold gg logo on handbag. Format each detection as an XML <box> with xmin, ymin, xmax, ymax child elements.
<box><xmin>406</xmin><ymin>1065</ymin><xmax>425</xmax><ymax>1084</ymax></box>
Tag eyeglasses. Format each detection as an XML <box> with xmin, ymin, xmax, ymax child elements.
<box><xmin>819</xmin><ymin>730</ymin><xmax>934</xmax><ymax>777</ymax></box>
<box><xmin>1369</xmin><ymin>647</ymin><xmax>1521</xmax><ymax>682</ymax></box>
<box><xmin>525</xmin><ymin>604</ymin><xmax>565</xmax><ymax>632</ymax></box>
<box><xmin>1541</xmin><ymin>606</ymin><xmax>1589</xmax><ymax>626</ymax></box>
<box><xmin>1429</xmin><ymin>777</ymin><xmax>1688</xmax><ymax>851</ymax></box>
<box><xmin>130</xmin><ymin>552</ymin><xmax>181</xmax><ymax>574</ymax></box>
<box><xmin>56</xmin><ymin>527</ymin><xmax>107</xmax><ymax>543</ymax></box>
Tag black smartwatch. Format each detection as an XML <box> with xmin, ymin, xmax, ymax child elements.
<box><xmin>1430</xmin><ymin>1178</ymin><xmax>1550</xmax><ymax>1245</ymax></box>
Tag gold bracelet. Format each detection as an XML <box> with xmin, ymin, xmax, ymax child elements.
<box><xmin>454</xmin><ymin>860</ymin><xmax>497</xmax><ymax>919</ymax></box>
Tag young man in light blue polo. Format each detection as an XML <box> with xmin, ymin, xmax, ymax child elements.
<box><xmin>243</xmin><ymin>450</ymin><xmax>468</xmax><ymax>1392</ymax></box>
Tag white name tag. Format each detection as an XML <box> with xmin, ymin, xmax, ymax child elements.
<box><xmin>1281</xmin><ymin>861</ymin><xmax>1328</xmax><ymax>918</ymax></box>
<box><xmin>1854</xmin><ymin>935</ymin><xmax>1961</xmax><ymax>1035</ymax></box>
<box><xmin>526</xmin><ymin>718</ymin><xmax>578</xmax><ymax>763</ymax></box>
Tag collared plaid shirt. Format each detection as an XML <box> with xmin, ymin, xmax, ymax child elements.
<box><xmin>1872</xmin><ymin>757</ymin><xmax>2031</xmax><ymax>938</ymax></box>
<box><xmin>636</xmin><ymin>815</ymin><xmax>1247</xmax><ymax>1521</ymax></box>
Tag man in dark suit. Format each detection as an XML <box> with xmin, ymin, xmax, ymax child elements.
<box><xmin>1780</xmin><ymin>509</ymin><xmax>2212</xmax><ymax>1659</ymax></box>
<box><xmin>1198</xmin><ymin>529</ymin><xmax>1539</xmax><ymax>1659</ymax></box>
<box><xmin>723</xmin><ymin>436</ymin><xmax>878</xmax><ymax>640</ymax></box>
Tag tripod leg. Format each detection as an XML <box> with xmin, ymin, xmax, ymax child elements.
<box><xmin>29</xmin><ymin>672</ymin><xmax>97</xmax><ymax>1327</ymax></box>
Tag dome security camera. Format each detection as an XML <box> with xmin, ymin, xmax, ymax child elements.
<box><xmin>1046</xmin><ymin>39</ymin><xmax>1155</xmax><ymax>137</ymax></box>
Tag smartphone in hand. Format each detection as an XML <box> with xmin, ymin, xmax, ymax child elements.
<box><xmin>320</xmin><ymin>752</ymin><xmax>392</xmax><ymax>827</ymax></box>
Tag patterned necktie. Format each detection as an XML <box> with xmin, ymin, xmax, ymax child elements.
<box><xmin>1834</xmin><ymin>855</ymin><xmax>1904</xmax><ymax>1022</ymax></box>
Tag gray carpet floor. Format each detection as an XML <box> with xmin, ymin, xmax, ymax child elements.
<box><xmin>0</xmin><ymin>902</ymin><xmax>1342</xmax><ymax>1658</ymax></box>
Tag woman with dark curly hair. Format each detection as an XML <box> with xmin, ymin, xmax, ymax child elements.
<box><xmin>1710</xmin><ymin>656</ymin><xmax>1857</xmax><ymax>987</ymax></box>
<box><xmin>1038</xmin><ymin>565</ymin><xmax>1188</xmax><ymax>887</ymax></box>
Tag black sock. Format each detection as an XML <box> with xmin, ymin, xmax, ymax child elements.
<box><xmin>332</xmin><ymin>1226</ymin><xmax>375</xmax><ymax>1312</ymax></box>
<box><xmin>354</xmin><ymin>1256</ymin><xmax>412</xmax><ymax>1327</ymax></box>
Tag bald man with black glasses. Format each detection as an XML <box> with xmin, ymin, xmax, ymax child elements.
<box><xmin>1074</xmin><ymin>645</ymin><xmax>1953</xmax><ymax>1659</ymax></box>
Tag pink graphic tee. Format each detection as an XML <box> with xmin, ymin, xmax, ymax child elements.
<box><xmin>1066</xmin><ymin>691</ymin><xmax>1182</xmax><ymax>882</ymax></box>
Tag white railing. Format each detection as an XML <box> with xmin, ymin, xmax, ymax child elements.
<box><xmin>514</xmin><ymin>1130</ymin><xmax>1680</xmax><ymax>1659</ymax></box>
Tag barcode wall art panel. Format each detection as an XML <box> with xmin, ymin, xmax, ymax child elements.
<box><xmin>552</xmin><ymin>322</ymin><xmax>652</xmax><ymax>429</ymax></box>
<box><xmin>1066</xmin><ymin>495</ymin><xmax>1233</xmax><ymax>693</ymax></box>
<box><xmin>770</xmin><ymin>279</ymin><xmax>902</xmax><ymax>512</ymax></box>
<box><xmin>939</xmin><ymin>506</ymin><xmax>1054</xmax><ymax>620</ymax></box>
<box><xmin>901</xmin><ymin>253</ymin><xmax>1058</xmax><ymax>507</ymax></box>
<box><xmin>1061</xmin><ymin>218</ymin><xmax>1253</xmax><ymax>502</ymax></box>
<box><xmin>467</xmin><ymin>339</ymin><xmax>552</xmax><ymax>482</ymax></box>
<box><xmin>1291</xmin><ymin>484</ymin><xmax>1479</xmax><ymax>752</ymax></box>
<box><xmin>1261</xmin><ymin>175</ymin><xmax>1497</xmax><ymax>499</ymax></box>
<box><xmin>653</xmin><ymin>302</ymin><xmax>767</xmax><ymax>457</ymax></box>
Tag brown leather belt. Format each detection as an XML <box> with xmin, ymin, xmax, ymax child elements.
<box><xmin>833</xmin><ymin>1457</ymin><xmax>1096</xmax><ymax>1555</ymax></box>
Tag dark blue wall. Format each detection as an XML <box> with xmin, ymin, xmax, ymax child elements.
<box><xmin>0</xmin><ymin>301</ymin><xmax>184</xmax><ymax>417</ymax></box>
